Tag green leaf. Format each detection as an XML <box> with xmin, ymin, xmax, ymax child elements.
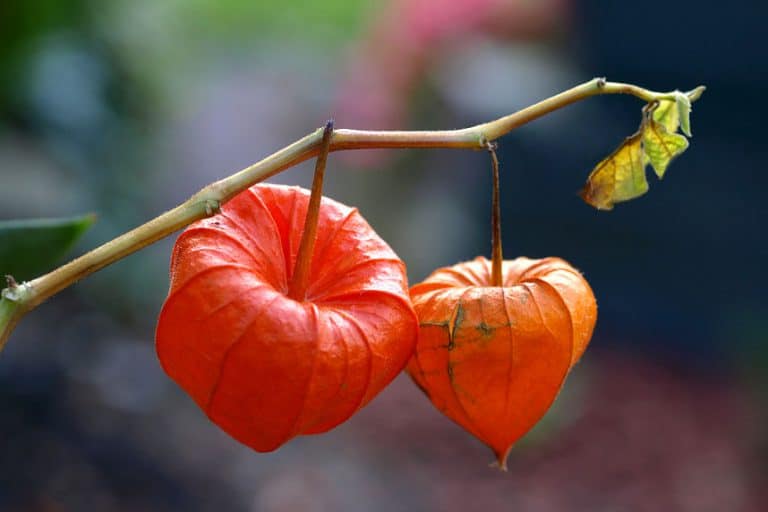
<box><xmin>652</xmin><ymin>99</ymin><xmax>680</xmax><ymax>133</ymax></box>
<box><xmin>652</xmin><ymin>92</ymin><xmax>693</xmax><ymax>137</ymax></box>
<box><xmin>580</xmin><ymin>133</ymin><xmax>649</xmax><ymax>210</ymax></box>
<box><xmin>642</xmin><ymin>118</ymin><xmax>689</xmax><ymax>178</ymax></box>
<box><xmin>0</xmin><ymin>214</ymin><xmax>95</xmax><ymax>281</ymax></box>
<box><xmin>676</xmin><ymin>93</ymin><xmax>692</xmax><ymax>137</ymax></box>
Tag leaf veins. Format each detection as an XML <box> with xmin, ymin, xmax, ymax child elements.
<box><xmin>581</xmin><ymin>94</ymin><xmax>694</xmax><ymax>210</ymax></box>
<box><xmin>580</xmin><ymin>133</ymin><xmax>648</xmax><ymax>210</ymax></box>
<box><xmin>643</xmin><ymin>119</ymin><xmax>689</xmax><ymax>178</ymax></box>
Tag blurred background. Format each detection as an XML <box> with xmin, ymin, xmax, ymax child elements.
<box><xmin>1</xmin><ymin>0</ymin><xmax>765</xmax><ymax>510</ymax></box>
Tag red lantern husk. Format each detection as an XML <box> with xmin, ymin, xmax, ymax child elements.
<box><xmin>157</xmin><ymin>184</ymin><xmax>418</xmax><ymax>452</ymax></box>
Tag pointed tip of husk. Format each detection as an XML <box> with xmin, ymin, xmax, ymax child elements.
<box><xmin>490</xmin><ymin>446</ymin><xmax>512</xmax><ymax>472</ymax></box>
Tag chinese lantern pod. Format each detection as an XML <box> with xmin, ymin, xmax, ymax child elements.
<box><xmin>156</xmin><ymin>184</ymin><xmax>418</xmax><ymax>452</ymax></box>
<box><xmin>407</xmin><ymin>256</ymin><xmax>596</xmax><ymax>467</ymax></box>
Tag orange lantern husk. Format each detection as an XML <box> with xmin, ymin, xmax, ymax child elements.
<box><xmin>407</xmin><ymin>255</ymin><xmax>597</xmax><ymax>468</ymax></box>
<box><xmin>156</xmin><ymin>183</ymin><xmax>418</xmax><ymax>452</ymax></box>
<box><xmin>407</xmin><ymin>143</ymin><xmax>596</xmax><ymax>469</ymax></box>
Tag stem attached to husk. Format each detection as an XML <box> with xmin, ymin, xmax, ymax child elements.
<box><xmin>487</xmin><ymin>142</ymin><xmax>503</xmax><ymax>288</ymax></box>
<box><xmin>288</xmin><ymin>120</ymin><xmax>334</xmax><ymax>301</ymax></box>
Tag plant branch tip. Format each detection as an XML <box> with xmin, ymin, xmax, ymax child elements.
<box><xmin>687</xmin><ymin>86</ymin><xmax>706</xmax><ymax>101</ymax></box>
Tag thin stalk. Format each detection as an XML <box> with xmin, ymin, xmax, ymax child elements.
<box><xmin>288</xmin><ymin>120</ymin><xmax>334</xmax><ymax>300</ymax></box>
<box><xmin>487</xmin><ymin>143</ymin><xmax>503</xmax><ymax>287</ymax></box>
<box><xmin>0</xmin><ymin>78</ymin><xmax>706</xmax><ymax>351</ymax></box>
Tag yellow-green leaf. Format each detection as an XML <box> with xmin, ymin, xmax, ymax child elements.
<box><xmin>652</xmin><ymin>99</ymin><xmax>680</xmax><ymax>133</ymax></box>
<box><xmin>580</xmin><ymin>133</ymin><xmax>649</xmax><ymax>210</ymax></box>
<box><xmin>652</xmin><ymin>92</ymin><xmax>693</xmax><ymax>137</ymax></box>
<box><xmin>642</xmin><ymin>119</ymin><xmax>689</xmax><ymax>178</ymax></box>
<box><xmin>676</xmin><ymin>93</ymin><xmax>692</xmax><ymax>137</ymax></box>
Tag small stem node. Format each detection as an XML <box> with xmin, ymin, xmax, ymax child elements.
<box><xmin>5</xmin><ymin>275</ymin><xmax>18</xmax><ymax>290</ymax></box>
<box><xmin>204</xmin><ymin>199</ymin><xmax>221</xmax><ymax>217</ymax></box>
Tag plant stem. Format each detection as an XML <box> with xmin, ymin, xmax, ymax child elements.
<box><xmin>0</xmin><ymin>78</ymin><xmax>705</xmax><ymax>351</ymax></box>
<box><xmin>487</xmin><ymin>142</ymin><xmax>503</xmax><ymax>287</ymax></box>
<box><xmin>288</xmin><ymin>120</ymin><xmax>334</xmax><ymax>300</ymax></box>
<box><xmin>0</xmin><ymin>296</ymin><xmax>20</xmax><ymax>348</ymax></box>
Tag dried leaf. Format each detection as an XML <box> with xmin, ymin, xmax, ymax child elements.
<box><xmin>642</xmin><ymin>118</ymin><xmax>689</xmax><ymax>178</ymax></box>
<box><xmin>580</xmin><ymin>134</ymin><xmax>648</xmax><ymax>210</ymax></box>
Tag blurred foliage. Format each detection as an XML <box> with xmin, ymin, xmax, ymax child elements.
<box><xmin>0</xmin><ymin>214</ymin><xmax>95</xmax><ymax>281</ymax></box>
<box><xmin>173</xmin><ymin>0</ymin><xmax>373</xmax><ymax>41</ymax></box>
<box><xmin>0</xmin><ymin>0</ymin><xmax>90</xmax><ymax>117</ymax></box>
<box><xmin>100</xmin><ymin>0</ymin><xmax>375</xmax><ymax>98</ymax></box>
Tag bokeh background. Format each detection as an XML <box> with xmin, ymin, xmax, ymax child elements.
<box><xmin>1</xmin><ymin>0</ymin><xmax>766</xmax><ymax>510</ymax></box>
